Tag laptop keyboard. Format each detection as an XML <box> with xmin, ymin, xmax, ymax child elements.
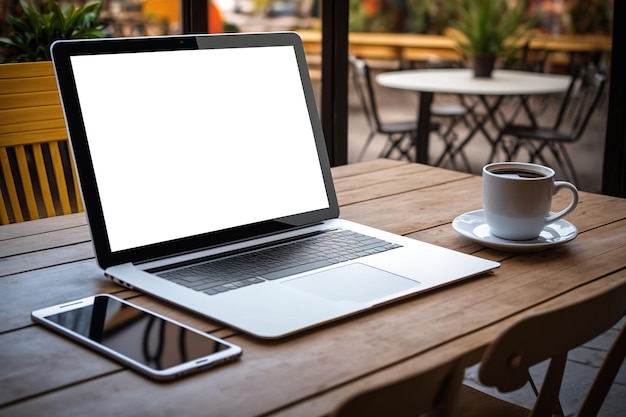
<box><xmin>157</xmin><ymin>229</ymin><xmax>401</xmax><ymax>295</ymax></box>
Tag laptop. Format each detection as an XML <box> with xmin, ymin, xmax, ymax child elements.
<box><xmin>51</xmin><ymin>32</ymin><xmax>499</xmax><ymax>339</ymax></box>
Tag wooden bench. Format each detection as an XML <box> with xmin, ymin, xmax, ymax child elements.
<box><xmin>0</xmin><ymin>61</ymin><xmax>83</xmax><ymax>224</ymax></box>
<box><xmin>297</xmin><ymin>30</ymin><xmax>611</xmax><ymax>70</ymax></box>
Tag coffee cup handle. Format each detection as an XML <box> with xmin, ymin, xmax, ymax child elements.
<box><xmin>545</xmin><ymin>181</ymin><xmax>579</xmax><ymax>224</ymax></box>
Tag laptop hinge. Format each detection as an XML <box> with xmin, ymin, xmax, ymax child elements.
<box><xmin>138</xmin><ymin>223</ymin><xmax>331</xmax><ymax>272</ymax></box>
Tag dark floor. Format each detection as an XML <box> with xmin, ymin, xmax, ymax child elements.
<box><xmin>339</xmin><ymin>67</ymin><xmax>625</xmax><ymax>416</ymax></box>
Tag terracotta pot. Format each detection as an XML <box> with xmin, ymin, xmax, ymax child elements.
<box><xmin>472</xmin><ymin>56</ymin><xmax>496</xmax><ymax>78</ymax></box>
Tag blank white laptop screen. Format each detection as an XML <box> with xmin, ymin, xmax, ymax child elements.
<box><xmin>70</xmin><ymin>46</ymin><xmax>330</xmax><ymax>252</ymax></box>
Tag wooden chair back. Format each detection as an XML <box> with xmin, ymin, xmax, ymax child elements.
<box><xmin>479</xmin><ymin>280</ymin><xmax>626</xmax><ymax>417</ymax></box>
<box><xmin>332</xmin><ymin>358</ymin><xmax>464</xmax><ymax>417</ymax></box>
<box><xmin>0</xmin><ymin>61</ymin><xmax>83</xmax><ymax>224</ymax></box>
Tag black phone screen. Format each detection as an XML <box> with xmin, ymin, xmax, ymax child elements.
<box><xmin>45</xmin><ymin>295</ymin><xmax>230</xmax><ymax>370</ymax></box>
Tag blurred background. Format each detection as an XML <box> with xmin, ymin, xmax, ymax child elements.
<box><xmin>0</xmin><ymin>0</ymin><xmax>613</xmax><ymax>40</ymax></box>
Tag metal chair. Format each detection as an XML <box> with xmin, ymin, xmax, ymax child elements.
<box><xmin>496</xmin><ymin>64</ymin><xmax>608</xmax><ymax>185</ymax></box>
<box><xmin>457</xmin><ymin>279</ymin><xmax>626</xmax><ymax>417</ymax></box>
<box><xmin>349</xmin><ymin>55</ymin><xmax>441</xmax><ymax>162</ymax></box>
<box><xmin>332</xmin><ymin>357</ymin><xmax>465</xmax><ymax>417</ymax></box>
<box><xmin>424</xmin><ymin>57</ymin><xmax>473</xmax><ymax>170</ymax></box>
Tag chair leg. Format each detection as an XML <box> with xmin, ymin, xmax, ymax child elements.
<box><xmin>434</xmin><ymin>117</ymin><xmax>472</xmax><ymax>171</ymax></box>
<box><xmin>526</xmin><ymin>371</ymin><xmax>565</xmax><ymax>417</ymax></box>
<box><xmin>434</xmin><ymin>124</ymin><xmax>457</xmax><ymax>167</ymax></box>
<box><xmin>530</xmin><ymin>353</ymin><xmax>567</xmax><ymax>417</ymax></box>
<box><xmin>578</xmin><ymin>320</ymin><xmax>626</xmax><ymax>417</ymax></box>
<box><xmin>380</xmin><ymin>133</ymin><xmax>396</xmax><ymax>158</ymax></box>
<box><xmin>381</xmin><ymin>133</ymin><xmax>410</xmax><ymax>160</ymax></box>
<box><xmin>357</xmin><ymin>131</ymin><xmax>377</xmax><ymax>162</ymax></box>
<box><xmin>557</xmin><ymin>143</ymin><xmax>580</xmax><ymax>186</ymax></box>
<box><xmin>542</xmin><ymin>142</ymin><xmax>578</xmax><ymax>184</ymax></box>
<box><xmin>401</xmin><ymin>135</ymin><xmax>416</xmax><ymax>160</ymax></box>
<box><xmin>491</xmin><ymin>132</ymin><xmax>509</xmax><ymax>162</ymax></box>
<box><xmin>521</xmin><ymin>140</ymin><xmax>551</xmax><ymax>167</ymax></box>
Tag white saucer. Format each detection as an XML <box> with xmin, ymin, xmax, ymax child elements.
<box><xmin>452</xmin><ymin>209</ymin><xmax>578</xmax><ymax>252</ymax></box>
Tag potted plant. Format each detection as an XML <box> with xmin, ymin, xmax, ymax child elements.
<box><xmin>450</xmin><ymin>0</ymin><xmax>537</xmax><ymax>77</ymax></box>
<box><xmin>0</xmin><ymin>0</ymin><xmax>106</xmax><ymax>111</ymax></box>
<box><xmin>0</xmin><ymin>0</ymin><xmax>105</xmax><ymax>63</ymax></box>
<box><xmin>0</xmin><ymin>0</ymin><xmax>106</xmax><ymax>94</ymax></box>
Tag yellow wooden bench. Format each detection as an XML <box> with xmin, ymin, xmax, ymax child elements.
<box><xmin>0</xmin><ymin>61</ymin><xmax>83</xmax><ymax>225</ymax></box>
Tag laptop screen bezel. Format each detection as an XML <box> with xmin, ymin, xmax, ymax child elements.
<box><xmin>51</xmin><ymin>32</ymin><xmax>339</xmax><ymax>269</ymax></box>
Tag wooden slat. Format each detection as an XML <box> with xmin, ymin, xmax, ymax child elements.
<box><xmin>0</xmin><ymin>146</ymin><xmax>24</xmax><ymax>222</ymax></box>
<box><xmin>402</xmin><ymin>48</ymin><xmax>463</xmax><ymax>62</ymax></box>
<box><xmin>0</xmin><ymin>259</ymin><xmax>116</xmax><ymax>332</ymax></box>
<box><xmin>0</xmin><ymin>61</ymin><xmax>56</xmax><ymax>79</ymax></box>
<box><xmin>14</xmin><ymin>145</ymin><xmax>39</xmax><ymax>220</ymax></box>
<box><xmin>335</xmin><ymin>164</ymin><xmax>472</xmax><ymax>207</ymax></box>
<box><xmin>0</xmin><ymin>104</ymin><xmax>65</xmax><ymax>126</ymax></box>
<box><xmin>70</xmin><ymin>155</ymin><xmax>83</xmax><ymax>212</ymax></box>
<box><xmin>33</xmin><ymin>143</ymin><xmax>56</xmax><ymax>217</ymax></box>
<box><xmin>1</xmin><ymin>140</ymin><xmax>79</xmax><ymax>224</ymax></box>
<box><xmin>49</xmin><ymin>141</ymin><xmax>72</xmax><ymax>214</ymax></box>
<box><xmin>0</xmin><ymin>212</ymin><xmax>86</xmax><ymax>241</ymax></box>
<box><xmin>0</xmin><ymin>224</ymin><xmax>90</xmax><ymax>258</ymax></box>
<box><xmin>0</xmin><ymin>241</ymin><xmax>95</xmax><ymax>277</ymax></box>
<box><xmin>0</xmin><ymin>75</ymin><xmax>58</xmax><ymax>94</ymax></box>
<box><xmin>0</xmin><ymin>186</ymin><xmax>9</xmax><ymax>225</ymax></box>
<box><xmin>331</xmin><ymin>158</ymin><xmax>405</xmax><ymax>179</ymax></box>
<box><xmin>349</xmin><ymin>45</ymin><xmax>402</xmax><ymax>60</ymax></box>
<box><xmin>0</xmin><ymin>90</ymin><xmax>61</xmax><ymax>110</ymax></box>
<box><xmin>0</xmin><ymin>127</ymin><xmax>68</xmax><ymax>145</ymax></box>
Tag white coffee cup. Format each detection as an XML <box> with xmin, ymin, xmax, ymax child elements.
<box><xmin>482</xmin><ymin>162</ymin><xmax>578</xmax><ymax>240</ymax></box>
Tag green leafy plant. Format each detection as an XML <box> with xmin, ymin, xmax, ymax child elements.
<box><xmin>0</xmin><ymin>0</ymin><xmax>106</xmax><ymax>63</ymax></box>
<box><xmin>450</xmin><ymin>0</ymin><xmax>537</xmax><ymax>59</ymax></box>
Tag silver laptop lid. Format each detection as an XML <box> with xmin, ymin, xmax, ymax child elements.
<box><xmin>51</xmin><ymin>32</ymin><xmax>339</xmax><ymax>269</ymax></box>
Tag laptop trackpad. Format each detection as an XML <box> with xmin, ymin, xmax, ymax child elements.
<box><xmin>282</xmin><ymin>263</ymin><xmax>419</xmax><ymax>303</ymax></box>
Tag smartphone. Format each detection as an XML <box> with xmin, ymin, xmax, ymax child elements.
<box><xmin>31</xmin><ymin>294</ymin><xmax>242</xmax><ymax>381</ymax></box>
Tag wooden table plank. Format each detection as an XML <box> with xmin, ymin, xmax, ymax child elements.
<box><xmin>0</xmin><ymin>224</ymin><xmax>90</xmax><ymax>258</ymax></box>
<box><xmin>335</xmin><ymin>163</ymin><xmax>472</xmax><ymax>206</ymax></box>
<box><xmin>0</xmin><ymin>212</ymin><xmax>86</xmax><ymax>240</ymax></box>
<box><xmin>330</xmin><ymin>158</ymin><xmax>405</xmax><ymax>179</ymax></box>
<box><xmin>0</xmin><ymin>241</ymin><xmax>95</xmax><ymax>277</ymax></box>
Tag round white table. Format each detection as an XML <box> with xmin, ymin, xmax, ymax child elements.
<box><xmin>376</xmin><ymin>68</ymin><xmax>572</xmax><ymax>165</ymax></box>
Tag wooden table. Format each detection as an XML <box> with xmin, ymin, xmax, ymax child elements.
<box><xmin>2</xmin><ymin>159</ymin><xmax>625</xmax><ymax>417</ymax></box>
<box><xmin>376</xmin><ymin>69</ymin><xmax>572</xmax><ymax>166</ymax></box>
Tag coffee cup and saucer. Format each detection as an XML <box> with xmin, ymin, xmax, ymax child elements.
<box><xmin>453</xmin><ymin>162</ymin><xmax>579</xmax><ymax>252</ymax></box>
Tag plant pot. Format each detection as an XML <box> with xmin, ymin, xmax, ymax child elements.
<box><xmin>472</xmin><ymin>56</ymin><xmax>496</xmax><ymax>78</ymax></box>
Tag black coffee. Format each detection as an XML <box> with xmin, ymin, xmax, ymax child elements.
<box><xmin>490</xmin><ymin>168</ymin><xmax>548</xmax><ymax>179</ymax></box>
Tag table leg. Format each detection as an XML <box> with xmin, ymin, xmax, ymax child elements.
<box><xmin>416</xmin><ymin>91</ymin><xmax>434</xmax><ymax>164</ymax></box>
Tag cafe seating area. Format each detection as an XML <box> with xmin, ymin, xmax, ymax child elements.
<box><xmin>3</xmin><ymin>158</ymin><xmax>625</xmax><ymax>416</ymax></box>
<box><xmin>344</xmin><ymin>59</ymin><xmax>609</xmax><ymax>194</ymax></box>
<box><xmin>340</xmin><ymin>57</ymin><xmax>623</xmax><ymax>417</ymax></box>
<box><xmin>1</xmin><ymin>2</ymin><xmax>623</xmax><ymax>411</ymax></box>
